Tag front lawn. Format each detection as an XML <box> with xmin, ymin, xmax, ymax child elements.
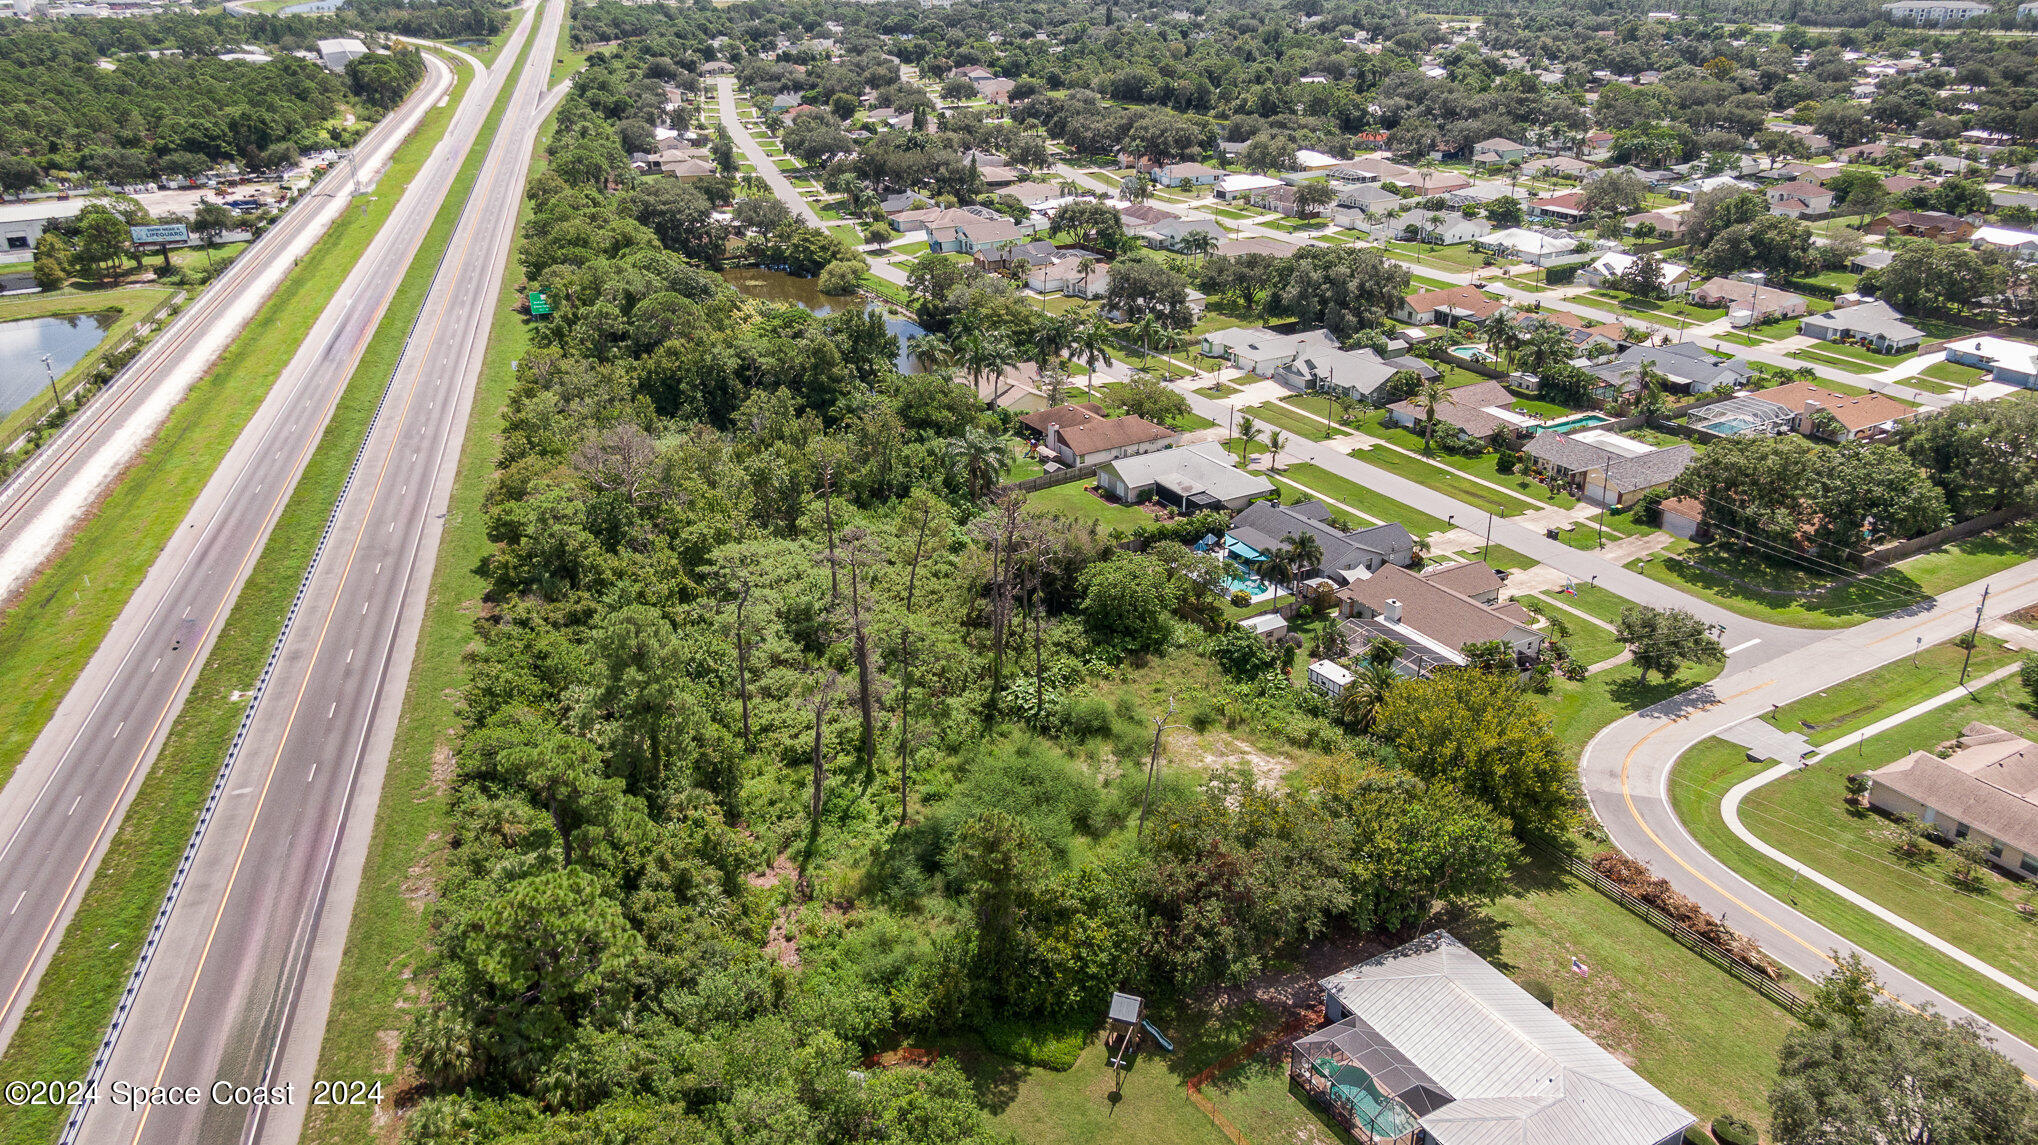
<box><xmin>1362</xmin><ymin>414</ymin><xmax>1577</xmax><ymax>513</ymax></box>
<box><xmin>1025</xmin><ymin>479</ymin><xmax>1158</xmax><ymax>531</ymax></box>
<box><xmin>1672</xmin><ymin>670</ymin><xmax>2038</xmax><ymax>1051</ymax></box>
<box><xmin>1277</xmin><ymin>461</ymin><xmax>1452</xmax><ymax>536</ymax></box>
<box><xmin>1244</xmin><ymin>400</ymin><xmax>1337</xmax><ymax>443</ymax></box>
<box><xmin>1920</xmin><ymin>359</ymin><xmax>1985</xmax><ymax>386</ymax></box>
<box><xmin>1798</xmin><ymin>339</ymin><xmax>1918</xmax><ymax>367</ymax></box>
<box><xmin>1343</xmin><ymin>443</ymin><xmax>1530</xmax><ymax>518</ymax></box>
<box><xmin>1584</xmin><ymin>290</ymin><xmax>1727</xmax><ymax>325</ymax></box>
<box><xmin>1518</xmin><ymin>596</ymin><xmax>1628</xmax><ymax>665</ymax></box>
<box><xmin>1540</xmin><ymin>658</ymin><xmax>1725</xmax><ymax>759</ymax></box>
<box><xmin>1386</xmin><ymin>241</ymin><xmax>1498</xmax><ymax>272</ymax></box>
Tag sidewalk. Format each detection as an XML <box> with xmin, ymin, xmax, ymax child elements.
<box><xmin>1718</xmin><ymin>660</ymin><xmax>2038</xmax><ymax>1007</ymax></box>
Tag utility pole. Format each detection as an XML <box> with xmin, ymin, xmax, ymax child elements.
<box><xmin>1137</xmin><ymin>697</ymin><xmax>1189</xmax><ymax>840</ymax></box>
<box><xmin>1483</xmin><ymin>510</ymin><xmax>1493</xmax><ymax>564</ymax></box>
<box><xmin>1959</xmin><ymin>584</ymin><xmax>1989</xmax><ymax>685</ymax></box>
<box><xmin>40</xmin><ymin>353</ymin><xmax>58</xmax><ymax>411</ymax></box>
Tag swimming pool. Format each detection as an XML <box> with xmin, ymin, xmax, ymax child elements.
<box><xmin>1692</xmin><ymin>416</ymin><xmax>1756</xmax><ymax>435</ymax></box>
<box><xmin>1447</xmin><ymin>345</ymin><xmax>1497</xmax><ymax>364</ymax></box>
<box><xmin>1222</xmin><ymin>571</ymin><xmax>1270</xmax><ymax>598</ymax></box>
<box><xmin>1535</xmin><ymin>412</ymin><xmax>1613</xmax><ymax>435</ymax></box>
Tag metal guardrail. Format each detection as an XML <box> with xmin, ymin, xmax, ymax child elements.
<box><xmin>1534</xmin><ymin>842</ymin><xmax>1810</xmax><ymax>1019</ymax></box>
<box><xmin>57</xmin><ymin>190</ymin><xmax>470</xmax><ymax>1145</ymax></box>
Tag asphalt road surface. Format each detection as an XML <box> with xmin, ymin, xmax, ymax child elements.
<box><xmin>0</xmin><ymin>46</ymin><xmax>457</xmax><ymax>605</ymax></box>
<box><xmin>1581</xmin><ymin>560</ymin><xmax>2038</xmax><ymax>1073</ymax></box>
<box><xmin>59</xmin><ymin>0</ymin><xmax>563</xmax><ymax>1140</ymax></box>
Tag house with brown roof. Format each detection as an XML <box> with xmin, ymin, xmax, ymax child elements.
<box><xmin>1765</xmin><ymin>180</ymin><xmax>1835</xmax><ymax>216</ymax></box>
<box><xmin>1865</xmin><ymin>723</ymin><xmax>2038</xmax><ymax>877</ymax></box>
<box><xmin>1690</xmin><ymin>277</ymin><xmax>1808</xmax><ymax>321</ymax></box>
<box><xmin>1215</xmin><ymin>236</ymin><xmax>1301</xmax><ymax>259</ymax></box>
<box><xmin>1753</xmin><ymin>381</ymin><xmax>1919</xmax><ymax>442</ymax></box>
<box><xmin>1020</xmin><ymin>404</ymin><xmax>1180</xmax><ymax>466</ymax></box>
<box><xmin>1388</xmin><ymin>168</ymin><xmax>1473</xmax><ymax>196</ymax></box>
<box><xmin>1396</xmin><ymin>285</ymin><xmax>1513</xmax><ymax>327</ymax></box>
<box><xmin>1529</xmin><ymin>191</ymin><xmax>1587</xmax><ymax>222</ymax></box>
<box><xmin>1625</xmin><ymin>210</ymin><xmax>1687</xmax><ymax>240</ymax></box>
<box><xmin>1865</xmin><ymin>210</ymin><xmax>1975</xmax><ymax>242</ymax></box>
<box><xmin>1335</xmin><ymin>563</ymin><xmax>1545</xmax><ymax>677</ymax></box>
<box><xmin>1387</xmin><ymin>380</ymin><xmax>1524</xmax><ymax>443</ymax></box>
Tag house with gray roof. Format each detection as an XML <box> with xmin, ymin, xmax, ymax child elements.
<box><xmin>1225</xmin><ymin>500</ymin><xmax>1415</xmax><ymax>584</ymax></box>
<box><xmin>1866</xmin><ymin>723</ymin><xmax>2038</xmax><ymax>877</ymax></box>
<box><xmin>1798</xmin><ymin>299</ymin><xmax>1926</xmax><ymax>354</ymax></box>
<box><xmin>1097</xmin><ymin>441</ymin><xmax>1274</xmax><ymax>512</ymax></box>
<box><xmin>1273</xmin><ymin>345</ymin><xmax>1405</xmax><ymax>401</ymax></box>
<box><xmin>1138</xmin><ymin>217</ymin><xmax>1228</xmax><ymax>252</ymax></box>
<box><xmin>1299</xmin><ymin>932</ymin><xmax>1695</xmax><ymax>1145</ymax></box>
<box><xmin>1584</xmin><ymin>343</ymin><xmax>1751</xmax><ymax>398</ymax></box>
<box><xmin>1525</xmin><ymin>430</ymin><xmax>1695</xmax><ymax>507</ymax></box>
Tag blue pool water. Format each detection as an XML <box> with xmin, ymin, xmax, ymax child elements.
<box><xmin>1223</xmin><ymin>571</ymin><xmax>1269</xmax><ymax>597</ymax></box>
<box><xmin>1448</xmin><ymin>345</ymin><xmax>1497</xmax><ymax>363</ymax></box>
<box><xmin>1535</xmin><ymin>412</ymin><xmax>1613</xmax><ymax>435</ymax></box>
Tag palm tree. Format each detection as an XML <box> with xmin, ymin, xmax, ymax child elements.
<box><xmin>1073</xmin><ymin>313</ymin><xmax>1114</xmax><ymax>397</ymax></box>
<box><xmin>1284</xmin><ymin>530</ymin><xmax>1324</xmax><ymax>585</ymax></box>
<box><xmin>947</xmin><ymin>428</ymin><xmax>1011</xmax><ymax>500</ymax></box>
<box><xmin>1414</xmin><ymin>375</ymin><xmax>1451</xmax><ymax>455</ymax></box>
<box><xmin>1236</xmin><ymin>414</ymin><xmax>1260</xmax><ymax>466</ymax></box>
<box><xmin>1335</xmin><ymin>660</ymin><xmax>1401</xmax><ymax>732</ymax></box>
<box><xmin>966</xmin><ymin>332</ymin><xmax>1022</xmax><ymax>404</ymax></box>
<box><xmin>1488</xmin><ymin>318</ymin><xmax>1526</xmax><ymax>373</ymax></box>
<box><xmin>1128</xmin><ymin>312</ymin><xmax>1161</xmax><ymax>363</ymax></box>
<box><xmin>910</xmin><ymin>332</ymin><xmax>954</xmax><ymax>375</ymax></box>
<box><xmin>1031</xmin><ymin>313</ymin><xmax>1075</xmax><ymax>380</ymax></box>
<box><xmin>1265</xmin><ymin>428</ymin><xmax>1286</xmax><ymax>471</ymax></box>
<box><xmin>1179</xmin><ymin>227</ymin><xmax>1217</xmax><ymax>260</ymax></box>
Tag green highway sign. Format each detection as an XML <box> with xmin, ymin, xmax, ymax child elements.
<box><xmin>528</xmin><ymin>291</ymin><xmax>552</xmax><ymax>316</ymax></box>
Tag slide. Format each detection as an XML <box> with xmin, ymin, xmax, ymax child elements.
<box><xmin>1141</xmin><ymin>1019</ymin><xmax>1174</xmax><ymax>1052</ymax></box>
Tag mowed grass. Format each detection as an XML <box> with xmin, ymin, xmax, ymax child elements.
<box><xmin>0</xmin><ymin>49</ymin><xmax>505</xmax><ymax>1145</ymax></box>
<box><xmin>305</xmin><ymin>64</ymin><xmax>552</xmax><ymax>1145</ymax></box>
<box><xmin>0</xmin><ymin>58</ymin><xmax>476</xmax><ymax>797</ymax></box>
<box><xmin>1244</xmin><ymin>400</ymin><xmax>1336</xmax><ymax>443</ymax></box>
<box><xmin>1540</xmin><ymin>657</ymin><xmax>1725</xmax><ymax>760</ymax></box>
<box><xmin>1025</xmin><ymin>479</ymin><xmax>1156</xmax><ymax>532</ymax></box>
<box><xmin>1671</xmin><ymin>672</ymin><xmax>2038</xmax><ymax>1050</ymax></box>
<box><xmin>1764</xmin><ymin>640</ymin><xmax>2018</xmax><ymax>746</ymax></box>
<box><xmin>1276</xmin><ymin>461</ymin><xmax>1451</xmax><ymax>537</ymax></box>
<box><xmin>1636</xmin><ymin>521</ymin><xmax>2038</xmax><ymax>630</ymax></box>
<box><xmin>1341</xmin><ymin>441</ymin><xmax>1525</xmax><ymax>518</ymax></box>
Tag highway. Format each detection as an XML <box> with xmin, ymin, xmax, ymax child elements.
<box><xmin>0</xmin><ymin>33</ymin><xmax>515</xmax><ymax>1065</ymax></box>
<box><xmin>0</xmin><ymin>42</ymin><xmax>459</xmax><ymax>605</ymax></box>
<box><xmin>59</xmin><ymin>0</ymin><xmax>563</xmax><ymax>1139</ymax></box>
<box><xmin>1581</xmin><ymin>560</ymin><xmax>2038</xmax><ymax>1073</ymax></box>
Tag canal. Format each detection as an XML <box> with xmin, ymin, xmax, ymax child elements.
<box><xmin>0</xmin><ymin>311</ymin><xmax>117</xmax><ymax>417</ymax></box>
<box><xmin>719</xmin><ymin>268</ymin><xmax>926</xmax><ymax>374</ymax></box>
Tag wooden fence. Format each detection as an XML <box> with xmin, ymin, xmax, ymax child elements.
<box><xmin>1533</xmin><ymin>842</ymin><xmax>1810</xmax><ymax>1019</ymax></box>
<box><xmin>997</xmin><ymin>460</ymin><xmax>1101</xmax><ymax>495</ymax></box>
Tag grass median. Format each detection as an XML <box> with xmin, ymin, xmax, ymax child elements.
<box><xmin>302</xmin><ymin>70</ymin><xmax>553</xmax><ymax>1145</ymax></box>
<box><xmin>0</xmin><ymin>58</ymin><xmax>475</xmax><ymax>796</ymax></box>
<box><xmin>0</xmin><ymin>43</ymin><xmax>517</xmax><ymax>1144</ymax></box>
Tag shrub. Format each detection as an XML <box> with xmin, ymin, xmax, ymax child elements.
<box><xmin>938</xmin><ymin>737</ymin><xmax>1102</xmax><ymax>858</ymax></box>
<box><xmin>1228</xmin><ymin>589</ymin><xmax>1251</xmax><ymax>608</ymax></box>
<box><xmin>1063</xmin><ymin>696</ymin><xmax>1114</xmax><ymax>739</ymax></box>
<box><xmin>1518</xmin><ymin>976</ymin><xmax>1555</xmax><ymax>1007</ymax></box>
<box><xmin>978</xmin><ymin>1016</ymin><xmax>1091</xmax><ymax>1070</ymax></box>
<box><xmin>1711</xmin><ymin>1114</ymin><xmax>1758</xmax><ymax>1145</ymax></box>
<box><xmin>2022</xmin><ymin>654</ymin><xmax>2038</xmax><ymax>704</ymax></box>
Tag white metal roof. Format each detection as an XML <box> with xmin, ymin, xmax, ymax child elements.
<box><xmin>1322</xmin><ymin>933</ymin><xmax>1693</xmax><ymax>1145</ymax></box>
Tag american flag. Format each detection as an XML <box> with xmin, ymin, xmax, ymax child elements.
<box><xmin>1572</xmin><ymin>957</ymin><xmax>1590</xmax><ymax>978</ymax></box>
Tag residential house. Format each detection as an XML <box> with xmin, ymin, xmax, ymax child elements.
<box><xmin>976</xmin><ymin>238</ymin><xmax>1062</xmax><ymax>270</ymax></box>
<box><xmin>1518</xmin><ymin>308</ymin><xmax>1632</xmax><ymax>352</ymax></box>
<box><xmin>1300</xmin><ymin>933</ymin><xmax>1695</xmax><ymax>1144</ymax></box>
<box><xmin>1273</xmin><ymin>345</ymin><xmax>1408</xmax><ymax>402</ymax></box>
<box><xmin>1226</xmin><ymin>500</ymin><xmax>1416</xmax><ymax>584</ymax></box>
<box><xmin>699</xmin><ymin>61</ymin><xmax>735</xmax><ymax>76</ymax></box>
<box><xmin>1866</xmin><ymin>723</ymin><xmax>2038</xmax><ymax>877</ymax></box>
<box><xmin>1529</xmin><ymin>191</ymin><xmax>1588</xmax><ymax>223</ymax></box>
<box><xmin>1335</xmin><ymin>564</ymin><xmax>1546</xmax><ymax>674</ymax></box>
<box><xmin>1586</xmin><ymin>342</ymin><xmax>1753</xmax><ymax>398</ymax></box>
<box><xmin>947</xmin><ymin>217</ymin><xmax>1026</xmax><ymax>259</ymax></box>
<box><xmin>1397</xmin><ymin>284</ymin><xmax>1514</xmax><ymax>326</ymax></box>
<box><xmin>1139</xmin><ymin>217</ymin><xmax>1228</xmax><ymax>252</ymax></box>
<box><xmin>1944</xmin><ymin>336</ymin><xmax>2038</xmax><ymax>388</ymax></box>
<box><xmin>1156</xmin><ymin>161</ymin><xmax>1223</xmax><ymax>188</ymax></box>
<box><xmin>1388</xmin><ymin>379</ymin><xmax>1531</xmax><ymax>444</ymax></box>
<box><xmin>1335</xmin><ymin>182</ymin><xmax>1402</xmax><ymax>213</ymax></box>
<box><xmin>1881</xmin><ymin>174</ymin><xmax>1936</xmax><ymax>197</ymax></box>
<box><xmin>1096</xmin><ymin>441</ymin><xmax>1274</xmax><ymax>511</ymax></box>
<box><xmin>1668</xmin><ymin>173</ymin><xmax>1756</xmax><ymax>199</ymax></box>
<box><xmin>1305</xmin><ymin>660</ymin><xmax>1353</xmax><ymax>697</ymax></box>
<box><xmin>1388</xmin><ymin>168</ymin><xmax>1473</xmax><ymax>196</ymax></box>
<box><xmin>975</xmin><ymin>77</ymin><xmax>1017</xmax><ymax>104</ymax></box>
<box><xmin>1525</xmin><ymin>430</ymin><xmax>1696</xmax><ymax>507</ymax></box>
<box><xmin>1480</xmin><ymin>227</ymin><xmax>1580</xmax><ymax>266</ymax></box>
<box><xmin>1294</xmin><ymin>149</ymin><xmax>1343</xmax><ymax>171</ymax></box>
<box><xmin>1215</xmin><ymin>236</ymin><xmax>1300</xmax><ymax>259</ymax></box>
<box><xmin>1394</xmin><ymin>210</ymin><xmax>1491</xmax><ymax>245</ymax></box>
<box><xmin>1521</xmin><ymin>155</ymin><xmax>1595</xmax><ymax>179</ymax></box>
<box><xmin>1755</xmin><ymin>380</ymin><xmax>1920</xmax><ymax>441</ymax></box>
<box><xmin>1470</xmin><ymin>137</ymin><xmax>1527</xmax><ymax>165</ymax></box>
<box><xmin>1765</xmin><ymin>180</ymin><xmax>1836</xmax><ymax>216</ymax></box>
<box><xmin>1690</xmin><ymin>277</ymin><xmax>1809</xmax><ymax>321</ymax></box>
<box><xmin>1580</xmin><ymin>131</ymin><xmax>1617</xmax><ymax>161</ymax></box>
<box><xmin>1971</xmin><ymin>226</ymin><xmax>2038</xmax><ymax>259</ymax></box>
<box><xmin>1625</xmin><ymin>210</ymin><xmax>1687</xmax><ymax>240</ymax></box>
<box><xmin>1216</xmin><ymin>173</ymin><xmax>1286</xmax><ymax>201</ymax></box>
<box><xmin>1020</xmin><ymin>404</ymin><xmax>1180</xmax><ymax>466</ymax></box>
<box><xmin>1116</xmin><ymin>201</ymin><xmax>1177</xmax><ymax>230</ymax></box>
<box><xmin>1207</xmin><ymin>327</ymin><xmax>1341</xmax><ymax>377</ymax></box>
<box><xmin>1799</xmin><ymin>299</ymin><xmax>1926</xmax><ymax>354</ymax></box>
<box><xmin>1865</xmin><ymin>209</ymin><xmax>1975</xmax><ymax>242</ymax></box>
<box><xmin>1578</xmin><ymin>251</ymin><xmax>1693</xmax><ymax>294</ymax></box>
<box><xmin>1660</xmin><ymin>496</ymin><xmax>1705</xmax><ymax>540</ymax></box>
<box><xmin>1025</xmin><ymin>253</ymin><xmax>1094</xmax><ymax>293</ymax></box>
<box><xmin>1329</xmin><ymin>157</ymin><xmax>1413</xmax><ymax>184</ymax></box>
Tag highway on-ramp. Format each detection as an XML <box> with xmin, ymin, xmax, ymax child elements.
<box><xmin>1580</xmin><ymin>560</ymin><xmax>2038</xmax><ymax>1073</ymax></box>
<box><xmin>60</xmin><ymin>0</ymin><xmax>562</xmax><ymax>1139</ymax></box>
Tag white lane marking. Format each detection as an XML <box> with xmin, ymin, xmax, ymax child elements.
<box><xmin>362</xmin><ymin>601</ymin><xmax>369</xmax><ymax>613</ymax></box>
<box><xmin>113</xmin><ymin>721</ymin><xmax>123</xmax><ymax>738</ymax></box>
<box><xmin>1725</xmin><ymin>638</ymin><xmax>1762</xmax><ymax>655</ymax></box>
<box><xmin>375</xmin><ymin>563</ymin><xmax>381</xmax><ymax>574</ymax></box>
<box><xmin>151</xmin><ymin>659</ymin><xmax>160</xmax><ymax>673</ymax></box>
<box><xmin>182</xmin><ymin>606</ymin><xmax>191</xmax><ymax>619</ymax></box>
<box><xmin>308</xmin><ymin>764</ymin><xmax>317</xmax><ymax>782</ymax></box>
<box><xmin>67</xmin><ymin>796</ymin><xmax>80</xmax><ymax>816</ymax></box>
<box><xmin>9</xmin><ymin>892</ymin><xmax>22</xmax><ymax>916</ymax></box>
<box><xmin>328</xmin><ymin>702</ymin><xmax>336</xmax><ymax>719</ymax></box>
<box><xmin>346</xmin><ymin>648</ymin><xmax>354</xmax><ymax>663</ymax></box>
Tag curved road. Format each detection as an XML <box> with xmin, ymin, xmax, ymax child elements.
<box><xmin>1581</xmin><ymin>560</ymin><xmax>2038</xmax><ymax>1072</ymax></box>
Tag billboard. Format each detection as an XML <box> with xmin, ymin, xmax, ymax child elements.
<box><xmin>129</xmin><ymin>224</ymin><xmax>190</xmax><ymax>245</ymax></box>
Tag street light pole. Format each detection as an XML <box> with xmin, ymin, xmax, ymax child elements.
<box><xmin>1959</xmin><ymin>584</ymin><xmax>1990</xmax><ymax>686</ymax></box>
<box><xmin>41</xmin><ymin>353</ymin><xmax>58</xmax><ymax>411</ymax></box>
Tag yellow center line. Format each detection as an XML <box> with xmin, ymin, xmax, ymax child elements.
<box><xmin>1866</xmin><ymin>571</ymin><xmax>2038</xmax><ymax>646</ymax></box>
<box><xmin>125</xmin><ymin>18</ymin><xmax>546</xmax><ymax>1142</ymax></box>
